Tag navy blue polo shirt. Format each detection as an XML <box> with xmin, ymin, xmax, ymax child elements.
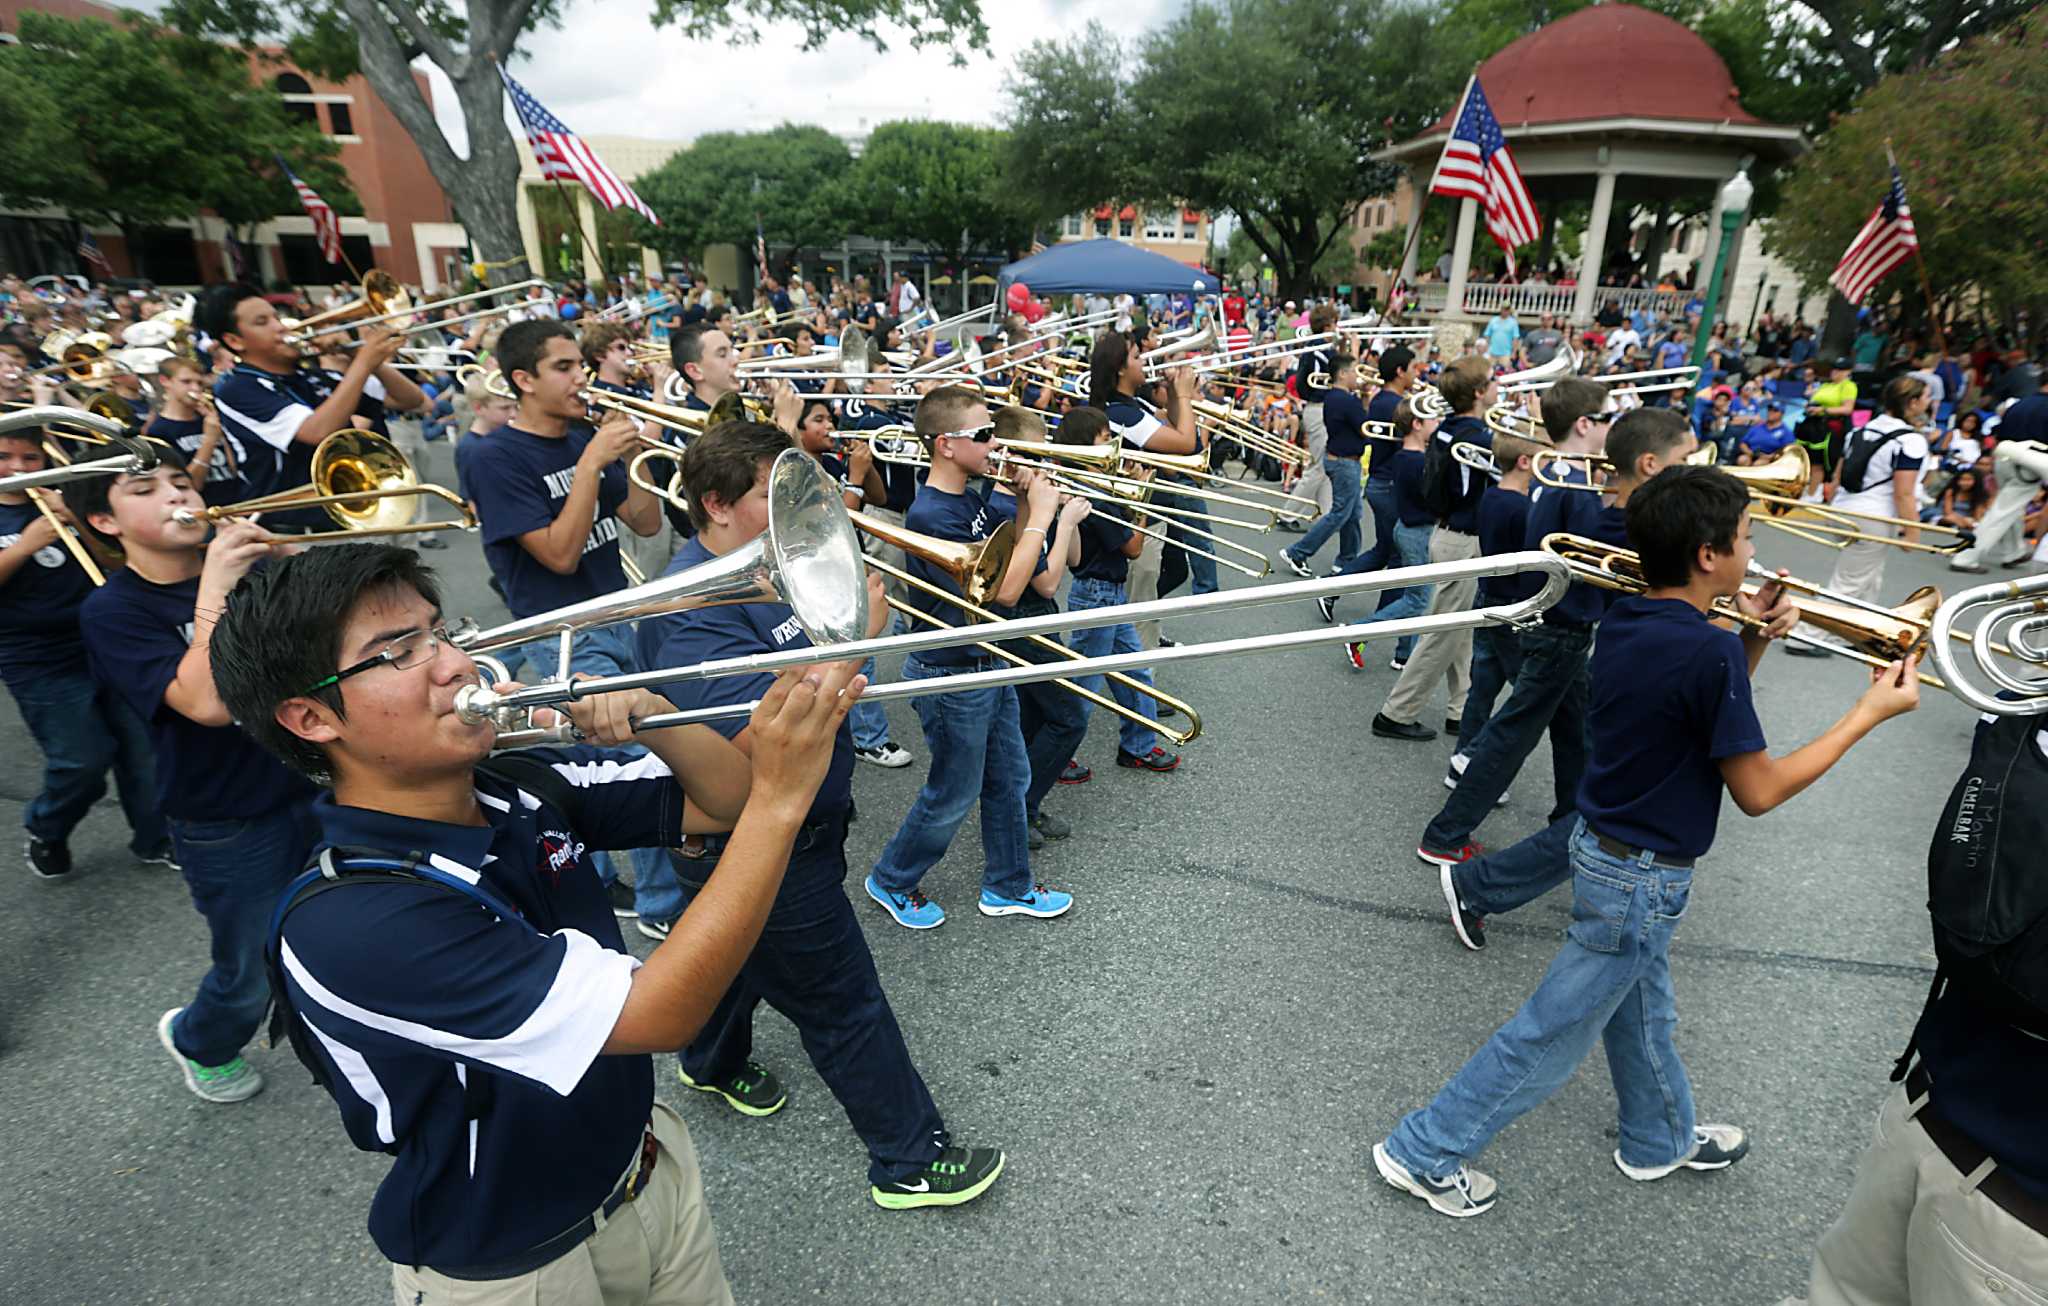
<box><xmin>469</xmin><ymin>424</ymin><xmax>629</xmax><ymax>618</ymax></box>
<box><xmin>79</xmin><ymin>568</ymin><xmax>314</xmax><ymax>821</ymax></box>
<box><xmin>144</xmin><ymin>414</ymin><xmax>253</xmax><ymax>508</ymax></box>
<box><xmin>1578</xmin><ymin>597</ymin><xmax>1766</xmax><ymax>858</ymax></box>
<box><xmin>1391</xmin><ymin>448</ymin><xmax>1431</xmax><ymax>527</ymax></box>
<box><xmin>1364</xmin><ymin>387</ymin><xmax>1403</xmax><ymax>479</ymax></box>
<box><xmin>634</xmin><ymin>536</ymin><xmax>854</xmax><ymax>816</ymax></box>
<box><xmin>903</xmin><ymin>483</ymin><xmax>1007</xmax><ymax>668</ymax></box>
<box><xmin>1435</xmin><ymin>414</ymin><xmax>1493</xmax><ymax>534</ymax></box>
<box><xmin>1324</xmin><ymin>387</ymin><xmax>1368</xmax><ymax>459</ymax></box>
<box><xmin>1105</xmin><ymin>396</ymin><xmax>1180</xmax><ymax>452</ymax></box>
<box><xmin>1524</xmin><ymin>465</ymin><xmax>1614</xmax><ymax>627</ymax></box>
<box><xmin>1074</xmin><ymin>508</ymin><xmax>1133</xmax><ymax>584</ymax></box>
<box><xmin>213</xmin><ymin>362</ymin><xmax>389</xmax><ymax>530</ymax></box>
<box><xmin>0</xmin><ymin>499</ymin><xmax>92</xmax><ymax>682</ymax></box>
<box><xmin>280</xmin><ymin>748</ymin><xmax>687</xmax><ymax>1269</ymax></box>
<box><xmin>843</xmin><ymin>402</ymin><xmax>920</xmax><ymax>511</ymax></box>
<box><xmin>1475</xmin><ymin>485</ymin><xmax>1535</xmax><ymax>604</ymax></box>
<box><xmin>1295</xmin><ymin>345</ymin><xmax>1331</xmax><ymax>404</ymax></box>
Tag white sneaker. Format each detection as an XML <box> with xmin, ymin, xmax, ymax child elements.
<box><xmin>1372</xmin><ymin>1141</ymin><xmax>1498</xmax><ymax>1218</ymax></box>
<box><xmin>157</xmin><ymin>1007</ymin><xmax>264</xmax><ymax>1104</ymax></box>
<box><xmin>856</xmin><ymin>743</ymin><xmax>913</xmax><ymax>768</ymax></box>
<box><xmin>1614</xmin><ymin>1124</ymin><xmax>1750</xmax><ymax>1181</ymax></box>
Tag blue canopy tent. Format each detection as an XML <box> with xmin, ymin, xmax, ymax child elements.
<box><xmin>996</xmin><ymin>239</ymin><xmax>1214</xmax><ymax>304</ymax></box>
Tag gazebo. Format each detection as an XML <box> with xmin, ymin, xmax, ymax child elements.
<box><xmin>1374</xmin><ymin>4</ymin><xmax>1807</xmax><ymax>326</ymax></box>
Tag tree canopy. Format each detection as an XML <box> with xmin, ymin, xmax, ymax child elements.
<box><xmin>839</xmin><ymin>120</ymin><xmax>1028</xmax><ymax>260</ymax></box>
<box><xmin>630</xmin><ymin>125</ymin><xmax>854</xmax><ymax>263</ymax></box>
<box><xmin>1769</xmin><ymin>11</ymin><xmax>2048</xmax><ymax>328</ymax></box>
<box><xmin>0</xmin><ymin>11</ymin><xmax>351</xmax><ymax>234</ymax></box>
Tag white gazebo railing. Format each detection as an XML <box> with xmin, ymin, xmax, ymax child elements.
<box><xmin>1410</xmin><ymin>282</ymin><xmax>1685</xmax><ymax>322</ymax></box>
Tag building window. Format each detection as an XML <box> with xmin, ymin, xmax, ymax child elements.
<box><xmin>327</xmin><ymin>102</ymin><xmax>354</xmax><ymax>136</ymax></box>
<box><xmin>1143</xmin><ymin>209</ymin><xmax>1176</xmax><ymax>241</ymax></box>
<box><xmin>1118</xmin><ymin>217</ymin><xmax>1133</xmax><ymax>238</ymax></box>
<box><xmin>1062</xmin><ymin>214</ymin><xmax>1084</xmax><ymax>237</ymax></box>
<box><xmin>1095</xmin><ymin>218</ymin><xmax>1110</xmax><ymax>237</ymax></box>
<box><xmin>1182</xmin><ymin>219</ymin><xmax>1199</xmax><ymax>241</ymax></box>
<box><xmin>275</xmin><ymin>72</ymin><xmax>319</xmax><ymax>128</ymax></box>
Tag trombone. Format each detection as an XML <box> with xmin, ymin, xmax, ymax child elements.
<box><xmin>1506</xmin><ymin>363</ymin><xmax>1698</xmax><ymax>396</ymax></box>
<box><xmin>285</xmin><ymin>275</ymin><xmax>548</xmax><ymax>349</ymax></box>
<box><xmin>1929</xmin><ymin>574</ymin><xmax>2048</xmax><ymax>715</ymax></box>
<box><xmin>1728</xmin><ymin>446</ymin><xmax>1967</xmax><ymax>554</ymax></box>
<box><xmin>1530</xmin><ymin>443</ymin><xmax>1718</xmax><ymax>490</ymax></box>
<box><xmin>0</xmin><ymin>406</ymin><xmax>159</xmax><ymax>493</ymax></box>
<box><xmin>170</xmin><ymin>431</ymin><xmax>475</xmax><ymax>544</ymax></box>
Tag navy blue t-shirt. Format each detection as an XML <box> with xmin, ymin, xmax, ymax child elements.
<box><xmin>1915</xmin><ymin>948</ymin><xmax>2048</xmax><ymax>1197</ymax></box>
<box><xmin>1074</xmin><ymin>507</ymin><xmax>1134</xmax><ymax>584</ymax></box>
<box><xmin>1524</xmin><ymin>466</ymin><xmax>1615</xmax><ymax>626</ymax></box>
<box><xmin>144</xmin><ymin>414</ymin><xmax>252</xmax><ymax>509</ymax></box>
<box><xmin>79</xmin><ymin>569</ymin><xmax>314</xmax><ymax>820</ymax></box>
<box><xmin>1475</xmin><ymin>485</ymin><xmax>1535</xmax><ymax>604</ymax></box>
<box><xmin>903</xmin><ymin>483</ymin><xmax>1007</xmax><ymax>667</ymax></box>
<box><xmin>1391</xmin><ymin>448</ymin><xmax>1432</xmax><ymax>527</ymax></box>
<box><xmin>1325</xmin><ymin>387</ymin><xmax>1369</xmax><ymax>459</ymax></box>
<box><xmin>1364</xmin><ymin>386</ymin><xmax>1403</xmax><ymax>479</ymax></box>
<box><xmin>213</xmin><ymin>362</ymin><xmax>388</xmax><ymax>530</ymax></box>
<box><xmin>281</xmin><ymin>749</ymin><xmax>686</xmax><ymax>1268</ymax></box>
<box><xmin>1435</xmin><ymin>414</ymin><xmax>1493</xmax><ymax>534</ymax></box>
<box><xmin>1578</xmin><ymin>597</ymin><xmax>1767</xmax><ymax>858</ymax></box>
<box><xmin>842</xmin><ymin>402</ymin><xmax>920</xmax><ymax>511</ymax></box>
<box><xmin>634</xmin><ymin>537</ymin><xmax>853</xmax><ymax>817</ymax></box>
<box><xmin>1295</xmin><ymin>345</ymin><xmax>1332</xmax><ymax>405</ymax></box>
<box><xmin>469</xmin><ymin>424</ymin><xmax>630</xmax><ymax>618</ymax></box>
<box><xmin>0</xmin><ymin>498</ymin><xmax>93</xmax><ymax>681</ymax></box>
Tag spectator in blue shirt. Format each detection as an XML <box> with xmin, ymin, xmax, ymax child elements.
<box><xmin>207</xmin><ymin>542</ymin><xmax>860</xmax><ymax>1298</ymax></box>
<box><xmin>1738</xmin><ymin>404</ymin><xmax>1796</xmax><ymax>463</ymax></box>
<box><xmin>1482</xmin><ymin>309</ymin><xmax>1521</xmax><ymax>366</ymax></box>
<box><xmin>1381</xmin><ymin>465</ymin><xmax>1919</xmax><ymax>1217</ymax></box>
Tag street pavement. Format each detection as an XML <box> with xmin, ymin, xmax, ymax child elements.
<box><xmin>0</xmin><ymin>445</ymin><xmax>1985</xmax><ymax>1305</ymax></box>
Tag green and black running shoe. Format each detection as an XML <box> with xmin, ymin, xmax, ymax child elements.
<box><xmin>678</xmin><ymin>1060</ymin><xmax>786</xmax><ymax>1117</ymax></box>
<box><xmin>871</xmin><ymin>1146</ymin><xmax>1006</xmax><ymax>1210</ymax></box>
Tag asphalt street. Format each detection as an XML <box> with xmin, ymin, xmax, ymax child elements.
<box><xmin>0</xmin><ymin>441</ymin><xmax>1986</xmax><ymax>1305</ymax></box>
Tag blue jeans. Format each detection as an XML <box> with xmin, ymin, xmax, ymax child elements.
<box><xmin>1385</xmin><ymin>819</ymin><xmax>1698</xmax><ymax>1178</ymax></box>
<box><xmin>9</xmin><ymin>664</ymin><xmax>165</xmax><ymax>852</ymax></box>
<box><xmin>674</xmin><ymin>813</ymin><xmax>947</xmax><ymax>1184</ymax></box>
<box><xmin>1330</xmin><ymin>475</ymin><xmax>1413</xmax><ymax>659</ymax></box>
<box><xmin>1155</xmin><ymin>485</ymin><xmax>1219</xmax><ymax>595</ymax></box>
<box><xmin>166</xmin><ymin>798</ymin><xmax>318</xmax><ymax>1067</ymax></box>
<box><xmin>1455</xmin><ymin>813</ymin><xmax>1576</xmax><ymax>918</ymax></box>
<box><xmin>848</xmin><ymin>615</ymin><xmax>898</xmax><ymax>751</ymax></box>
<box><xmin>871</xmin><ymin>653</ymin><xmax>1031</xmax><ymax>901</ymax></box>
<box><xmin>507</xmin><ymin>623</ymin><xmax>683</xmax><ymax>923</ymax></box>
<box><xmin>1286</xmin><ymin>456</ymin><xmax>1363</xmax><ymax>571</ymax></box>
<box><xmin>1457</xmin><ymin>624</ymin><xmax>1525</xmax><ymax>756</ymax></box>
<box><xmin>1010</xmin><ymin>635</ymin><xmax>1089</xmax><ymax>819</ymax></box>
<box><xmin>1424</xmin><ymin>623</ymin><xmax>1593</xmax><ymax>848</ymax></box>
<box><xmin>1065</xmin><ymin>576</ymin><xmax>1159</xmax><ymax>758</ymax></box>
<box><xmin>1348</xmin><ymin>521</ymin><xmax>1435</xmax><ymax>652</ymax></box>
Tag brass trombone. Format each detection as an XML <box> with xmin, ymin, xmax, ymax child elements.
<box><xmin>1929</xmin><ymin>574</ymin><xmax>2048</xmax><ymax>715</ymax></box>
<box><xmin>1530</xmin><ymin>443</ymin><xmax>1718</xmax><ymax>490</ymax></box>
<box><xmin>170</xmin><ymin>431</ymin><xmax>475</xmax><ymax>544</ymax></box>
<box><xmin>285</xmin><ymin>274</ymin><xmax>548</xmax><ymax>349</ymax></box>
<box><xmin>1727</xmin><ymin>445</ymin><xmax>1967</xmax><ymax>554</ymax></box>
<box><xmin>0</xmin><ymin>406</ymin><xmax>159</xmax><ymax>493</ymax></box>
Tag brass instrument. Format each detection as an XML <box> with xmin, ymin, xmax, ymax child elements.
<box><xmin>1929</xmin><ymin>575</ymin><xmax>2048</xmax><ymax>715</ymax></box>
<box><xmin>171</xmin><ymin>431</ymin><xmax>475</xmax><ymax>544</ymax></box>
<box><xmin>1728</xmin><ymin>445</ymin><xmax>1966</xmax><ymax>555</ymax></box>
<box><xmin>0</xmin><ymin>406</ymin><xmax>159</xmax><ymax>493</ymax></box>
<box><xmin>1531</xmin><ymin>443</ymin><xmax>1717</xmax><ymax>490</ymax></box>
<box><xmin>285</xmin><ymin>275</ymin><xmax>547</xmax><ymax>349</ymax></box>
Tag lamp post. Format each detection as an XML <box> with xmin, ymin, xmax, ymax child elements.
<box><xmin>1689</xmin><ymin>168</ymin><xmax>1754</xmax><ymax>372</ymax></box>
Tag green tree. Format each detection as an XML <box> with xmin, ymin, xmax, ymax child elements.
<box><xmin>164</xmin><ymin>0</ymin><xmax>988</xmax><ymax>286</ymax></box>
<box><xmin>839</xmin><ymin>120</ymin><xmax>1028</xmax><ymax>261</ymax></box>
<box><xmin>0</xmin><ymin>11</ymin><xmax>350</xmax><ymax>252</ymax></box>
<box><xmin>1769</xmin><ymin>12</ymin><xmax>2048</xmax><ymax>330</ymax></box>
<box><xmin>630</xmin><ymin>125</ymin><xmax>852</xmax><ymax>266</ymax></box>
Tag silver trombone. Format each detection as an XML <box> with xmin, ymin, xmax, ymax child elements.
<box><xmin>0</xmin><ymin>406</ymin><xmax>158</xmax><ymax>492</ymax></box>
<box><xmin>1929</xmin><ymin>574</ymin><xmax>2048</xmax><ymax>716</ymax></box>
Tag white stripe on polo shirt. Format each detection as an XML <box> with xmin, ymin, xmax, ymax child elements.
<box><xmin>216</xmin><ymin>396</ymin><xmax>315</xmax><ymax>452</ymax></box>
<box><xmin>547</xmin><ymin>751</ymin><xmax>674</xmax><ymax>790</ymax></box>
<box><xmin>282</xmin><ymin>929</ymin><xmax>638</xmax><ymax>1096</ymax></box>
<box><xmin>307</xmin><ymin>1017</ymin><xmax>397</xmax><ymax>1145</ymax></box>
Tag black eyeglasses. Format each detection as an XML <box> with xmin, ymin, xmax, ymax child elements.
<box><xmin>303</xmin><ymin>624</ymin><xmax>451</xmax><ymax>696</ymax></box>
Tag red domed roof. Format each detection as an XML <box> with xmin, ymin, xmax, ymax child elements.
<box><xmin>1427</xmin><ymin>4</ymin><xmax>1762</xmax><ymax>134</ymax></box>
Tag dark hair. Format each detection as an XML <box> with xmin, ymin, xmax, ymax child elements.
<box><xmin>1539</xmin><ymin>377</ymin><xmax>1608</xmax><ymax>442</ymax></box>
<box><xmin>914</xmin><ymin>384</ymin><xmax>985</xmax><ymax>454</ymax></box>
<box><xmin>677</xmin><ymin>420</ymin><xmax>793</xmax><ymax>532</ymax></box>
<box><xmin>669</xmin><ymin>321</ymin><xmax>717</xmax><ymax>377</ymax></box>
<box><xmin>1054</xmin><ymin>406</ymin><xmax>1110</xmax><ymax>447</ymax></box>
<box><xmin>1438</xmin><ymin>356</ymin><xmax>1493</xmax><ymax>415</ymax></box>
<box><xmin>796</xmin><ymin>396</ymin><xmax>834</xmax><ymax>429</ymax></box>
<box><xmin>62</xmin><ymin>448</ymin><xmax>190</xmax><ymax>544</ymax></box>
<box><xmin>496</xmin><ymin>319</ymin><xmax>575</xmax><ymax>397</ymax></box>
<box><xmin>196</xmin><ymin>282</ymin><xmax>266</xmax><ymax>344</ymax></box>
<box><xmin>1379</xmin><ymin>345</ymin><xmax>1414</xmax><ymax>382</ymax></box>
<box><xmin>1625</xmin><ymin>465</ymin><xmax>1749</xmax><ymax>588</ymax></box>
<box><xmin>1088</xmin><ymin>330</ymin><xmax>1134</xmax><ymax>408</ymax></box>
<box><xmin>1330</xmin><ymin>352</ymin><xmax>1357</xmax><ymax>379</ymax></box>
<box><xmin>210</xmin><ymin>544</ymin><xmax>444</xmax><ymax>782</ymax></box>
<box><xmin>1605</xmin><ymin>407</ymin><xmax>1693</xmax><ymax>485</ymax></box>
<box><xmin>579</xmin><ymin>319</ymin><xmax>635</xmax><ymax>370</ymax></box>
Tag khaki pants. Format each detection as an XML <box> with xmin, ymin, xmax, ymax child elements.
<box><xmin>1786</xmin><ymin>1083</ymin><xmax>2048</xmax><ymax>1306</ymax></box>
<box><xmin>1127</xmin><ymin>531</ymin><xmax>1166</xmax><ymax>648</ymax></box>
<box><xmin>1294</xmin><ymin>404</ymin><xmax>1333</xmax><ymax>516</ymax></box>
<box><xmin>392</xmin><ymin>1105</ymin><xmax>733</xmax><ymax>1306</ymax></box>
<box><xmin>1380</xmin><ymin>527</ymin><xmax>1479</xmax><ymax>725</ymax></box>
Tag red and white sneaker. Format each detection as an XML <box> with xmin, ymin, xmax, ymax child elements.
<box><xmin>1416</xmin><ymin>840</ymin><xmax>1483</xmax><ymax>868</ymax></box>
<box><xmin>1343</xmin><ymin>642</ymin><xmax>1366</xmax><ymax>671</ymax></box>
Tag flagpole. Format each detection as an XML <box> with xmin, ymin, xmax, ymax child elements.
<box><xmin>555</xmin><ymin>179</ymin><xmax>606</xmax><ymax>287</ymax></box>
<box><xmin>1385</xmin><ymin>70</ymin><xmax>1476</xmax><ymax>326</ymax></box>
<box><xmin>1886</xmin><ymin>138</ymin><xmax>1946</xmax><ymax>359</ymax></box>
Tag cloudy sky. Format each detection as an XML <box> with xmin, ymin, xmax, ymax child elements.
<box><xmin>424</xmin><ymin>0</ymin><xmax>1187</xmax><ymax>155</ymax></box>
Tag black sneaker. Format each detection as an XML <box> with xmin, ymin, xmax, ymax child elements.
<box><xmin>26</xmin><ymin>836</ymin><xmax>71</xmax><ymax>880</ymax></box>
<box><xmin>871</xmin><ymin>1145</ymin><xmax>1006</xmax><ymax>1210</ymax></box>
<box><xmin>1439</xmin><ymin>863</ymin><xmax>1486</xmax><ymax>951</ymax></box>
<box><xmin>134</xmin><ymin>840</ymin><xmax>181</xmax><ymax>870</ymax></box>
<box><xmin>1372</xmin><ymin>1141</ymin><xmax>1497</xmax><ymax>1218</ymax></box>
<box><xmin>609</xmin><ymin>880</ymin><xmax>638</xmax><ymax>919</ymax></box>
<box><xmin>1058</xmin><ymin>759</ymin><xmax>1092</xmax><ymax>785</ymax></box>
<box><xmin>1316</xmin><ymin>595</ymin><xmax>1338</xmax><ymax>624</ymax></box>
<box><xmin>1614</xmin><ymin>1124</ymin><xmax>1749</xmax><ymax>1181</ymax></box>
<box><xmin>637</xmin><ymin>915</ymin><xmax>674</xmax><ymax>941</ymax></box>
<box><xmin>1279</xmin><ymin>552</ymin><xmax>1315</xmax><ymax>579</ymax></box>
<box><xmin>678</xmin><ymin>1060</ymin><xmax>787</xmax><ymax>1117</ymax></box>
<box><xmin>1371</xmin><ymin>712</ymin><xmax>1435</xmax><ymax>742</ymax></box>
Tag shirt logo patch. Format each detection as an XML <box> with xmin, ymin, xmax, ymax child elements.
<box><xmin>538</xmin><ymin>828</ymin><xmax>586</xmax><ymax>886</ymax></box>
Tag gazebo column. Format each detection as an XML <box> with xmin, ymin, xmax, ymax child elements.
<box><xmin>1396</xmin><ymin>167</ymin><xmax>1425</xmax><ymax>290</ymax></box>
<box><xmin>1534</xmin><ymin>194</ymin><xmax>1558</xmax><ymax>273</ymax></box>
<box><xmin>1444</xmin><ymin>198</ymin><xmax>1477</xmax><ymax>317</ymax></box>
<box><xmin>1570</xmin><ymin>164</ymin><xmax>1618</xmax><ymax>325</ymax></box>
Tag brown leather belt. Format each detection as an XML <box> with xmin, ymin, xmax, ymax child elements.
<box><xmin>1905</xmin><ymin>1063</ymin><xmax>2048</xmax><ymax>1237</ymax></box>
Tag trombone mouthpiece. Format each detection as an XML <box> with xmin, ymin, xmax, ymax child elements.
<box><xmin>171</xmin><ymin>508</ymin><xmax>200</xmax><ymax>527</ymax></box>
<box><xmin>452</xmin><ymin>682</ymin><xmax>504</xmax><ymax>726</ymax></box>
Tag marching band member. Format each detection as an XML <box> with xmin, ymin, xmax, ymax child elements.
<box><xmin>1376</xmin><ymin>464</ymin><xmax>1917</xmax><ymax>1218</ymax></box>
<box><xmin>1321</xmin><ymin>345</ymin><xmax>1421</xmax><ymax>628</ymax></box>
<box><xmin>68</xmin><ymin>455</ymin><xmax>317</xmax><ymax>1102</ymax></box>
<box><xmin>1087</xmin><ymin>331</ymin><xmax>1201</xmax><ymax>656</ymax></box>
<box><xmin>1280</xmin><ymin>351</ymin><xmax>1367</xmax><ymax>578</ymax></box>
<box><xmin>144</xmin><ymin>355</ymin><xmax>247</xmax><ymax>508</ymax></box>
<box><xmin>864</xmin><ymin>385</ymin><xmax>1074</xmax><ymax>929</ymax></box>
<box><xmin>636</xmin><ymin>419</ymin><xmax>1005</xmax><ymax>1209</ymax></box>
<box><xmin>0</xmin><ymin>428</ymin><xmax>169</xmax><ymax>881</ymax></box>
<box><xmin>1291</xmin><ymin>304</ymin><xmax>1340</xmax><ymax>521</ymax></box>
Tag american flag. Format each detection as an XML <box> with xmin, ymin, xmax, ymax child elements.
<box><xmin>278</xmin><ymin>157</ymin><xmax>342</xmax><ymax>263</ymax></box>
<box><xmin>1830</xmin><ymin>163</ymin><xmax>1919</xmax><ymax>306</ymax></box>
<box><xmin>498</xmin><ymin>66</ymin><xmax>659</xmax><ymax>225</ymax></box>
<box><xmin>1429</xmin><ymin>77</ymin><xmax>1542</xmax><ymax>273</ymax></box>
<box><xmin>76</xmin><ymin>230</ymin><xmax>112</xmax><ymax>275</ymax></box>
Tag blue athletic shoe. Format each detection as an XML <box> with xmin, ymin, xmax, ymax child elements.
<box><xmin>977</xmin><ymin>883</ymin><xmax>1074</xmax><ymax>919</ymax></box>
<box><xmin>865</xmin><ymin>875</ymin><xmax>945</xmax><ymax>929</ymax></box>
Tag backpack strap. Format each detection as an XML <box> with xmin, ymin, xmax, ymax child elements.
<box><xmin>476</xmin><ymin>752</ymin><xmax>583</xmax><ymax>823</ymax></box>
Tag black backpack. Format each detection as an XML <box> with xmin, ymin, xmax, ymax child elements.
<box><xmin>1838</xmin><ymin>422</ymin><xmax>1907</xmax><ymax>497</ymax></box>
<box><xmin>1895</xmin><ymin>710</ymin><xmax>2048</xmax><ymax>1077</ymax></box>
<box><xmin>1419</xmin><ymin>422</ymin><xmax>1465</xmax><ymax>521</ymax></box>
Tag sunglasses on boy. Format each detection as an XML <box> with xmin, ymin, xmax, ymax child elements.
<box><xmin>935</xmin><ymin>422</ymin><xmax>996</xmax><ymax>444</ymax></box>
